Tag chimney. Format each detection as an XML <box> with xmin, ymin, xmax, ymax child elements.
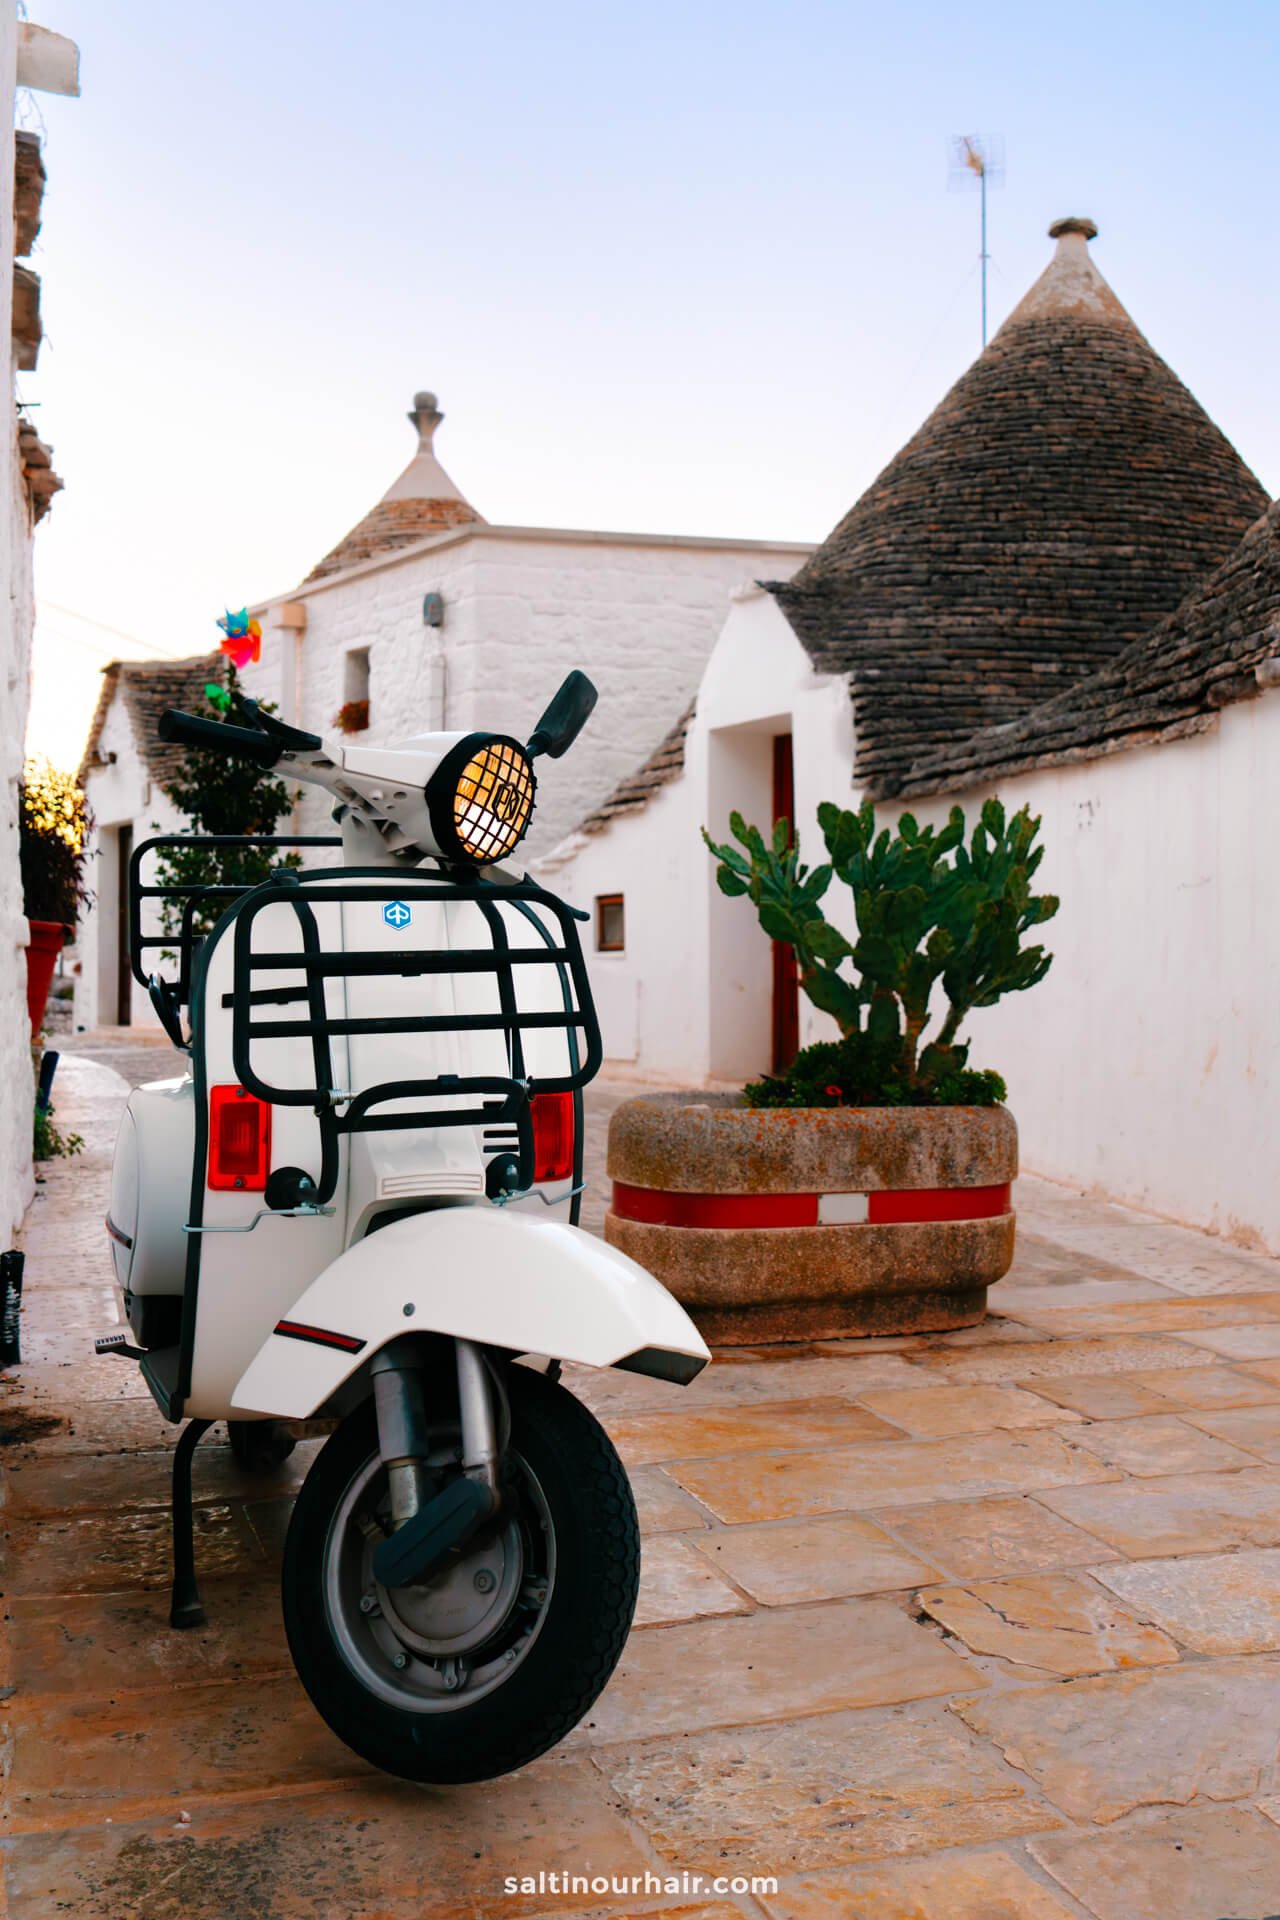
<box><xmin>407</xmin><ymin>391</ymin><xmax>444</xmax><ymax>455</ymax></box>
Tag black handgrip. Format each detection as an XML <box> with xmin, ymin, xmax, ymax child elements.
<box><xmin>158</xmin><ymin>709</ymin><xmax>282</xmax><ymax>768</ymax></box>
<box><xmin>231</xmin><ymin>692</ymin><xmax>323</xmax><ymax>752</ymax></box>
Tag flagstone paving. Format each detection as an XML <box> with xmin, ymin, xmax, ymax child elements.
<box><xmin>6</xmin><ymin>1037</ymin><xmax>1280</xmax><ymax>1918</ymax></box>
<box><xmin>871</xmin><ymin>1493</ymin><xmax>1125</xmax><ymax>1580</ymax></box>
<box><xmin>916</xmin><ymin>1572</ymin><xmax>1180</xmax><ymax>1677</ymax></box>
<box><xmin>1027</xmin><ymin>1805</ymin><xmax>1280</xmax><ymax>1920</ymax></box>
<box><xmin>1185</xmin><ymin>1399</ymin><xmax>1280</xmax><ymax>1458</ymax></box>
<box><xmin>1093</xmin><ymin>1548</ymin><xmax>1280</xmax><ymax>1655</ymax></box>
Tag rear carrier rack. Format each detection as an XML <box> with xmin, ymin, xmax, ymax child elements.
<box><xmin>129</xmin><ymin>834</ymin><xmax>343</xmax><ymax>1009</ymax></box>
<box><xmin>221</xmin><ymin>866</ymin><xmax>601</xmax><ymax>1204</ymax></box>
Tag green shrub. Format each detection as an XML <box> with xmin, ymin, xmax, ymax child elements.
<box><xmin>19</xmin><ymin>760</ymin><xmax>93</xmax><ymax>926</ymax></box>
<box><xmin>704</xmin><ymin>797</ymin><xmax>1057</xmax><ymax>1109</ymax></box>
<box><xmin>153</xmin><ymin>664</ymin><xmax>301</xmax><ymax>941</ymax></box>
<box><xmin>34</xmin><ymin>1103</ymin><xmax>83</xmax><ymax>1160</ymax></box>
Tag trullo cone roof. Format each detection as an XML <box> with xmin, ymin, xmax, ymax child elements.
<box><xmin>306</xmin><ymin>392</ymin><xmax>485</xmax><ymax>583</ymax></box>
<box><xmin>770</xmin><ymin>218</ymin><xmax>1268</xmax><ymax>797</ymax></box>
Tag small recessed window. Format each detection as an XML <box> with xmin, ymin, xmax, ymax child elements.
<box><xmin>344</xmin><ymin>647</ymin><xmax>371</xmax><ymax>704</ymax></box>
<box><xmin>335</xmin><ymin>647</ymin><xmax>372</xmax><ymax>733</ymax></box>
<box><xmin>596</xmin><ymin>894</ymin><xmax>624</xmax><ymax>952</ymax></box>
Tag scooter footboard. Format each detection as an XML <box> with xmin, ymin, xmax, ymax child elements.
<box><xmin>229</xmin><ymin>1206</ymin><xmax>710</xmax><ymax>1419</ymax></box>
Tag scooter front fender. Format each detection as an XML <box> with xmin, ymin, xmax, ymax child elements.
<box><xmin>229</xmin><ymin>1205</ymin><xmax>710</xmax><ymax>1419</ymax></box>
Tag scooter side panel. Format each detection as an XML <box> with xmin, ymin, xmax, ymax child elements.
<box><xmin>185</xmin><ymin>894</ymin><xmax>353</xmax><ymax>1418</ymax></box>
<box><xmin>229</xmin><ymin>1205</ymin><xmax>710</xmax><ymax>1419</ymax></box>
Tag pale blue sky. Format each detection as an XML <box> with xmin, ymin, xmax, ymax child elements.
<box><xmin>23</xmin><ymin>0</ymin><xmax>1280</xmax><ymax>764</ymax></box>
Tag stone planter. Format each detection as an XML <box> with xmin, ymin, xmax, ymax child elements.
<box><xmin>24</xmin><ymin>919</ymin><xmax>66</xmax><ymax>1038</ymax></box>
<box><xmin>606</xmin><ymin>1093</ymin><xmax>1017</xmax><ymax>1343</ymax></box>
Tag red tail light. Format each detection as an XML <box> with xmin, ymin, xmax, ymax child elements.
<box><xmin>209</xmin><ymin>1085</ymin><xmax>272</xmax><ymax>1190</ymax></box>
<box><xmin>530</xmin><ymin>1091</ymin><xmax>575</xmax><ymax>1184</ymax></box>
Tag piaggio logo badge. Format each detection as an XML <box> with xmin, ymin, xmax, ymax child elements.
<box><xmin>383</xmin><ymin>901</ymin><xmax>412</xmax><ymax>930</ymax></box>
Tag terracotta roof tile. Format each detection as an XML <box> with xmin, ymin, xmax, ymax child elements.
<box><xmin>304</xmin><ymin>393</ymin><xmax>484</xmax><ymax>584</ymax></box>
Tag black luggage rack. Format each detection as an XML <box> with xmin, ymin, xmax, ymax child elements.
<box><xmin>221</xmin><ymin>866</ymin><xmax>602</xmax><ymax>1205</ymax></box>
<box><xmin>129</xmin><ymin>834</ymin><xmax>343</xmax><ymax>1007</ymax></box>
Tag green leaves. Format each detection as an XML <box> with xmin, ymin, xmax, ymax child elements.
<box><xmin>804</xmin><ymin>919</ymin><xmax>854</xmax><ymax>964</ymax></box>
<box><xmin>154</xmin><ymin>664</ymin><xmax>301</xmax><ymax>941</ymax></box>
<box><xmin>704</xmin><ymin>793</ymin><xmax>1058</xmax><ymax>1100</ymax></box>
<box><xmin>703</xmin><ymin>812</ymin><xmax>865</xmax><ymax>1038</ymax></box>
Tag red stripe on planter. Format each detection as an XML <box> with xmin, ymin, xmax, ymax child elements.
<box><xmin>611</xmin><ymin>1182</ymin><xmax>1012</xmax><ymax>1228</ymax></box>
<box><xmin>868</xmin><ymin>1184</ymin><xmax>1011</xmax><ymax>1223</ymax></box>
<box><xmin>611</xmin><ymin>1184</ymin><xmax>819</xmax><ymax>1228</ymax></box>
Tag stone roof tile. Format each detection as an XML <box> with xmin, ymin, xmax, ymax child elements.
<box><xmin>896</xmin><ymin>498</ymin><xmax>1280</xmax><ymax>796</ymax></box>
<box><xmin>577</xmin><ymin>702</ymin><xmax>694</xmax><ymax>838</ymax></box>
<box><xmin>79</xmin><ymin>653</ymin><xmax>222</xmax><ymax>790</ymax></box>
<box><xmin>304</xmin><ymin>393</ymin><xmax>484</xmax><ymax>584</ymax></box>
<box><xmin>769</xmin><ymin>222</ymin><xmax>1268</xmax><ymax>799</ymax></box>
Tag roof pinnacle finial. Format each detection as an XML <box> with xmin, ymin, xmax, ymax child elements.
<box><xmin>408</xmin><ymin>391</ymin><xmax>442</xmax><ymax>452</ymax></box>
<box><xmin>1048</xmin><ymin>216</ymin><xmax>1098</xmax><ymax>242</ymax></box>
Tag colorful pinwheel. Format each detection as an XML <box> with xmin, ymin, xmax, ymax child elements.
<box><xmin>217</xmin><ymin>607</ymin><xmax>262</xmax><ymax>669</ymax></box>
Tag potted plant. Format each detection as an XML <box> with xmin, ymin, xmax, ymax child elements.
<box><xmin>605</xmin><ymin>798</ymin><xmax>1058</xmax><ymax>1341</ymax></box>
<box><xmin>18</xmin><ymin>759</ymin><xmax>92</xmax><ymax>1037</ymax></box>
<box><xmin>334</xmin><ymin>698</ymin><xmax>370</xmax><ymax>734</ymax></box>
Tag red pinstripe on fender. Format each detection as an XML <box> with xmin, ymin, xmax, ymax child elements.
<box><xmin>273</xmin><ymin>1319</ymin><xmax>367</xmax><ymax>1354</ymax></box>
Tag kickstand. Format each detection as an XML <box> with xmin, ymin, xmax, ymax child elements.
<box><xmin>169</xmin><ymin>1417</ymin><xmax>214</xmax><ymax>1629</ymax></box>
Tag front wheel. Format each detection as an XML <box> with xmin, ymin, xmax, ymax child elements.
<box><xmin>281</xmin><ymin>1362</ymin><xmax>639</xmax><ymax>1783</ymax></box>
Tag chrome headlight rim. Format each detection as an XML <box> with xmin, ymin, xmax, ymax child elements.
<box><xmin>425</xmin><ymin>731</ymin><xmax>538</xmax><ymax>866</ymax></box>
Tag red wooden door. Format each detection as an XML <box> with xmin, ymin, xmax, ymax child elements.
<box><xmin>770</xmin><ymin>734</ymin><xmax>799</xmax><ymax>1073</ymax></box>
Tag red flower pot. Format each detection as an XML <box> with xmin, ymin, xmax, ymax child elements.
<box><xmin>25</xmin><ymin>919</ymin><xmax>66</xmax><ymax>1037</ymax></box>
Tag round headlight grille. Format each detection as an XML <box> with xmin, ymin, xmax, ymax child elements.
<box><xmin>450</xmin><ymin>737</ymin><xmax>536</xmax><ymax>862</ymax></box>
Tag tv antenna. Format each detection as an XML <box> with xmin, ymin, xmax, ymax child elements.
<box><xmin>948</xmin><ymin>135</ymin><xmax>1005</xmax><ymax>346</ymax></box>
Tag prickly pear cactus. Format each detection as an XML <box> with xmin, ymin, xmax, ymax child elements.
<box><xmin>703</xmin><ymin>796</ymin><xmax>1058</xmax><ymax>1103</ymax></box>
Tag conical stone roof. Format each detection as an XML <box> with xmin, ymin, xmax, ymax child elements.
<box><xmin>771</xmin><ymin>218</ymin><xmax>1268</xmax><ymax>798</ymax></box>
<box><xmin>305</xmin><ymin>392</ymin><xmax>485</xmax><ymax>583</ymax></box>
<box><xmin>896</xmin><ymin>496</ymin><xmax>1280</xmax><ymax>796</ymax></box>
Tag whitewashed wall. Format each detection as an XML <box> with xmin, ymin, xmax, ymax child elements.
<box><xmin>542</xmin><ymin>580</ymin><xmax>1280</xmax><ymax>1254</ymax></box>
<box><xmin>247</xmin><ymin>531</ymin><xmax>810</xmax><ymax>859</ymax></box>
<box><xmin>76</xmin><ymin>695</ymin><xmax>185</xmax><ymax>1031</ymax></box>
<box><xmin>910</xmin><ymin>692</ymin><xmax>1280</xmax><ymax>1254</ymax></box>
<box><xmin>541</xmin><ymin>589</ymin><xmax>851</xmax><ymax>1082</ymax></box>
<box><xmin>0</xmin><ymin>9</ymin><xmax>33</xmax><ymax>1244</ymax></box>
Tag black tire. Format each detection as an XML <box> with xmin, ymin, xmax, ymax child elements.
<box><xmin>227</xmin><ymin>1418</ymin><xmax>296</xmax><ymax>1473</ymax></box>
<box><xmin>281</xmin><ymin>1363</ymin><xmax>639</xmax><ymax>1783</ymax></box>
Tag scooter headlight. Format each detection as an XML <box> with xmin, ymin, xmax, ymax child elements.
<box><xmin>426</xmin><ymin>733</ymin><xmax>537</xmax><ymax>864</ymax></box>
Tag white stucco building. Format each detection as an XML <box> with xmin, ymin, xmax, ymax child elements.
<box><xmin>77</xmin><ymin>393</ymin><xmax>811</xmax><ymax>1029</ymax></box>
<box><xmin>75</xmin><ymin>655</ymin><xmax>211</xmax><ymax>1032</ymax></box>
<box><xmin>541</xmin><ymin>220</ymin><xmax>1280</xmax><ymax>1254</ymax></box>
<box><xmin>2</xmin><ymin>19</ymin><xmax>78</xmax><ymax>1247</ymax></box>
<box><xmin>242</xmin><ymin>392</ymin><xmax>812</xmax><ymax>861</ymax></box>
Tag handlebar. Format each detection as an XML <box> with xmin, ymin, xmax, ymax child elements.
<box><xmin>158</xmin><ymin>708</ymin><xmax>283</xmax><ymax>768</ymax></box>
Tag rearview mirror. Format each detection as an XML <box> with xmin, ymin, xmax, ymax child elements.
<box><xmin>527</xmin><ymin>671</ymin><xmax>598</xmax><ymax>760</ymax></box>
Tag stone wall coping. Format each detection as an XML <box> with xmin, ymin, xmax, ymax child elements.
<box><xmin>251</xmin><ymin>523</ymin><xmax>816</xmax><ymax>614</ymax></box>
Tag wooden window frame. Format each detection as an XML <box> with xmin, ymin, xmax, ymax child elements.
<box><xmin>595</xmin><ymin>893</ymin><xmax>625</xmax><ymax>953</ymax></box>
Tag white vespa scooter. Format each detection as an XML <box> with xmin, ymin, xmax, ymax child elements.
<box><xmin>100</xmin><ymin>672</ymin><xmax>709</xmax><ymax>1783</ymax></box>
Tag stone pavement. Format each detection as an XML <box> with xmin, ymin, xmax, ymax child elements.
<box><xmin>5</xmin><ymin>1035</ymin><xmax>1280</xmax><ymax>1917</ymax></box>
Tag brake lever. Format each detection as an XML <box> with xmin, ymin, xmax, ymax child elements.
<box><xmin>231</xmin><ymin>690</ymin><xmax>323</xmax><ymax>753</ymax></box>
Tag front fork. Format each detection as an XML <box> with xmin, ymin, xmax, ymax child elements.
<box><xmin>371</xmin><ymin>1336</ymin><xmax>500</xmax><ymax>1529</ymax></box>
